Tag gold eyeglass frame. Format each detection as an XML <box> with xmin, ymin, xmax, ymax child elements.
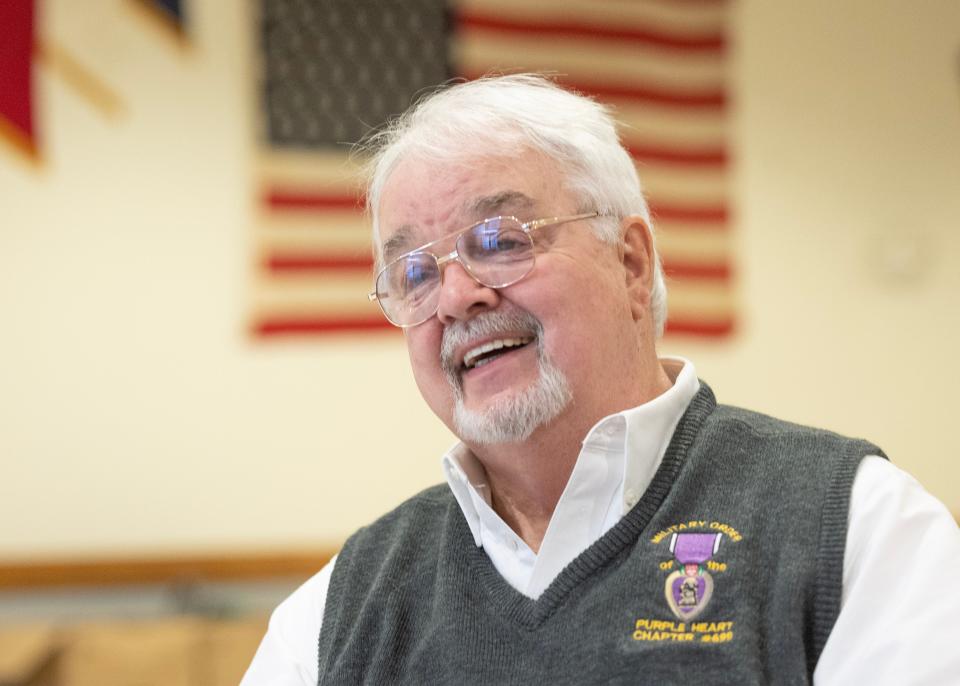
<box><xmin>367</xmin><ymin>211</ymin><xmax>605</xmax><ymax>328</ymax></box>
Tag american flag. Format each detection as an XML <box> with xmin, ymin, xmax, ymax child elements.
<box><xmin>251</xmin><ymin>0</ymin><xmax>733</xmax><ymax>338</ymax></box>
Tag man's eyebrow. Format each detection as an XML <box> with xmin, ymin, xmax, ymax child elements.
<box><xmin>469</xmin><ymin>191</ymin><xmax>536</xmax><ymax>218</ymax></box>
<box><xmin>380</xmin><ymin>225</ymin><xmax>417</xmax><ymax>264</ymax></box>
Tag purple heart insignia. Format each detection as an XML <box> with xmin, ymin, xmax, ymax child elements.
<box><xmin>663</xmin><ymin>532</ymin><xmax>722</xmax><ymax>621</ymax></box>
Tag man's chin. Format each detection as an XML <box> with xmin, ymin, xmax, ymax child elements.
<box><xmin>453</xmin><ymin>404</ymin><xmax>537</xmax><ymax>446</ymax></box>
<box><xmin>457</xmin><ymin>380</ymin><xmax>533</xmax><ymax>415</ymax></box>
<box><xmin>452</xmin><ymin>365</ymin><xmax>572</xmax><ymax>446</ymax></box>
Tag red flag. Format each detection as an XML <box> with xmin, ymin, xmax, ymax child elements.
<box><xmin>0</xmin><ymin>0</ymin><xmax>38</xmax><ymax>157</ymax></box>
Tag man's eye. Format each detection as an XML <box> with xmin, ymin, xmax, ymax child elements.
<box><xmin>481</xmin><ymin>231</ymin><xmax>522</xmax><ymax>252</ymax></box>
<box><xmin>399</xmin><ymin>260</ymin><xmax>432</xmax><ymax>292</ymax></box>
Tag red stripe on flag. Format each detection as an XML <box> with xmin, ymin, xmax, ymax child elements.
<box><xmin>265</xmin><ymin>190</ymin><xmax>362</xmax><ymax>211</ymax></box>
<box><xmin>255</xmin><ymin>315</ymin><xmax>733</xmax><ymax>338</ymax></box>
<box><xmin>647</xmin><ymin>0</ymin><xmax>729</xmax><ymax>4</ymax></box>
<box><xmin>266</xmin><ymin>253</ymin><xmax>731</xmax><ymax>282</ymax></box>
<box><xmin>254</xmin><ymin>316</ymin><xmax>395</xmax><ymax>336</ymax></box>
<box><xmin>665</xmin><ymin>318</ymin><xmax>734</xmax><ymax>337</ymax></box>
<box><xmin>0</xmin><ymin>0</ymin><xmax>37</xmax><ymax>151</ymax></box>
<box><xmin>458</xmin><ymin>69</ymin><xmax>725</xmax><ymax>109</ymax></box>
<box><xmin>650</xmin><ymin>204</ymin><xmax>728</xmax><ymax>224</ymax></box>
<box><xmin>455</xmin><ymin>11</ymin><xmax>725</xmax><ymax>52</ymax></box>
<box><xmin>645</xmin><ymin>0</ymin><xmax>729</xmax><ymax>6</ymax></box>
<box><xmin>662</xmin><ymin>261</ymin><xmax>731</xmax><ymax>280</ymax></box>
<box><xmin>627</xmin><ymin>143</ymin><xmax>727</xmax><ymax>167</ymax></box>
<box><xmin>570</xmin><ymin>80</ymin><xmax>725</xmax><ymax>108</ymax></box>
<box><xmin>264</xmin><ymin>190</ymin><xmax>729</xmax><ymax>225</ymax></box>
<box><xmin>266</xmin><ymin>254</ymin><xmax>373</xmax><ymax>272</ymax></box>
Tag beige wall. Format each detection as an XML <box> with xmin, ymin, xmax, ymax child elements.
<box><xmin>1</xmin><ymin>0</ymin><xmax>958</xmax><ymax>559</ymax></box>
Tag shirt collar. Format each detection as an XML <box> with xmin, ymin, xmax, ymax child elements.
<box><xmin>442</xmin><ymin>442</ymin><xmax>490</xmax><ymax>546</ymax></box>
<box><xmin>442</xmin><ymin>357</ymin><xmax>701</xmax><ymax>547</ymax></box>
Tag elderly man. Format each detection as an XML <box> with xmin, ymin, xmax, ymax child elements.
<box><xmin>243</xmin><ymin>75</ymin><xmax>959</xmax><ymax>685</ymax></box>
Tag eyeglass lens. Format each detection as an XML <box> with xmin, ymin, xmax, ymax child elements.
<box><xmin>376</xmin><ymin>217</ymin><xmax>536</xmax><ymax>326</ymax></box>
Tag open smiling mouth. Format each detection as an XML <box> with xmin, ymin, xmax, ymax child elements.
<box><xmin>462</xmin><ymin>337</ymin><xmax>534</xmax><ymax>371</ymax></box>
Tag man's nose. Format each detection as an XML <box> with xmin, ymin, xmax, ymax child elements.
<box><xmin>435</xmin><ymin>260</ymin><xmax>501</xmax><ymax>325</ymax></box>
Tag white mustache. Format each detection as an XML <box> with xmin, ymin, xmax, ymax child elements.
<box><xmin>440</xmin><ymin>309</ymin><xmax>542</xmax><ymax>379</ymax></box>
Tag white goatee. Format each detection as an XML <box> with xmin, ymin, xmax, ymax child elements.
<box><xmin>441</xmin><ymin>309</ymin><xmax>572</xmax><ymax>444</ymax></box>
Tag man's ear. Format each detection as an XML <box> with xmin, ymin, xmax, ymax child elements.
<box><xmin>620</xmin><ymin>216</ymin><xmax>656</xmax><ymax>321</ymax></box>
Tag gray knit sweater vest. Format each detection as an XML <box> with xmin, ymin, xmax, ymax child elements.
<box><xmin>318</xmin><ymin>383</ymin><xmax>884</xmax><ymax>685</ymax></box>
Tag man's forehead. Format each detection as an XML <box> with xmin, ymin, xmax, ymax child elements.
<box><xmin>379</xmin><ymin>190</ymin><xmax>538</xmax><ymax>264</ymax></box>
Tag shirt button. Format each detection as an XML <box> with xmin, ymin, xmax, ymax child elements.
<box><xmin>625</xmin><ymin>489</ymin><xmax>639</xmax><ymax>508</ymax></box>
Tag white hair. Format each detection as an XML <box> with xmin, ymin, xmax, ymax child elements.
<box><xmin>361</xmin><ymin>73</ymin><xmax>668</xmax><ymax>337</ymax></box>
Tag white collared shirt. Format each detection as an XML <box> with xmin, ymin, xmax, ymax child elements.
<box><xmin>441</xmin><ymin>357</ymin><xmax>699</xmax><ymax>599</ymax></box>
<box><xmin>242</xmin><ymin>358</ymin><xmax>960</xmax><ymax>685</ymax></box>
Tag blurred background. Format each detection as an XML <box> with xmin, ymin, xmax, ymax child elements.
<box><xmin>1</xmin><ymin>0</ymin><xmax>958</xmax><ymax>683</ymax></box>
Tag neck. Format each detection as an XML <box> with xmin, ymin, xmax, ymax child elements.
<box><xmin>471</xmin><ymin>418</ymin><xmax>582</xmax><ymax>553</ymax></box>
<box><xmin>468</xmin><ymin>357</ymin><xmax>674</xmax><ymax>552</ymax></box>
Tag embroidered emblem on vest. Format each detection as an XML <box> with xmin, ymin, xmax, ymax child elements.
<box><xmin>632</xmin><ymin>522</ymin><xmax>739</xmax><ymax>642</ymax></box>
<box><xmin>663</xmin><ymin>532</ymin><xmax>722</xmax><ymax>621</ymax></box>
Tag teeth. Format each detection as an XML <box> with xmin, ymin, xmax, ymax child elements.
<box><xmin>463</xmin><ymin>337</ymin><xmax>532</xmax><ymax>370</ymax></box>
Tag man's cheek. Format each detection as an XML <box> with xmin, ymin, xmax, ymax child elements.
<box><xmin>408</xmin><ymin>349</ymin><xmax>455</xmax><ymax>409</ymax></box>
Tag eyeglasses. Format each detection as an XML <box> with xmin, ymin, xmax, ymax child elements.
<box><xmin>368</xmin><ymin>211</ymin><xmax>603</xmax><ymax>327</ymax></box>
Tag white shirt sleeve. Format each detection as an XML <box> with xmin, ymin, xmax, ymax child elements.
<box><xmin>814</xmin><ymin>456</ymin><xmax>960</xmax><ymax>684</ymax></box>
<box><xmin>240</xmin><ymin>555</ymin><xmax>336</xmax><ymax>686</ymax></box>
